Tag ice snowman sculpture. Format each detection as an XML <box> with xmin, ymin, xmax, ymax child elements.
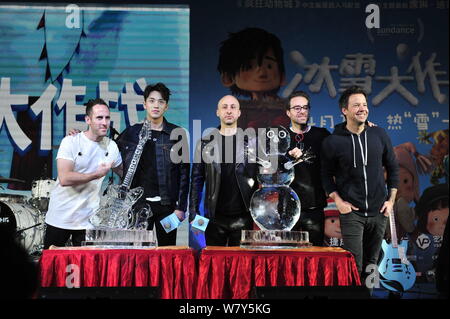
<box><xmin>248</xmin><ymin>126</ymin><xmax>313</xmax><ymax>231</ymax></box>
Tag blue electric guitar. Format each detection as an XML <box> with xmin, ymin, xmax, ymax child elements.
<box><xmin>378</xmin><ymin>208</ymin><xmax>416</xmax><ymax>293</ymax></box>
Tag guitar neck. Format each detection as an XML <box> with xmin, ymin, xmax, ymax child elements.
<box><xmin>121</xmin><ymin>121</ymin><xmax>151</xmax><ymax>190</ymax></box>
<box><xmin>389</xmin><ymin>209</ymin><xmax>399</xmax><ymax>248</ymax></box>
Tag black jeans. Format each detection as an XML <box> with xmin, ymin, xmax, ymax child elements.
<box><xmin>43</xmin><ymin>224</ymin><xmax>86</xmax><ymax>249</ymax></box>
<box><xmin>146</xmin><ymin>202</ymin><xmax>178</xmax><ymax>246</ymax></box>
<box><xmin>292</xmin><ymin>208</ymin><xmax>325</xmax><ymax>246</ymax></box>
<box><xmin>205</xmin><ymin>213</ymin><xmax>253</xmax><ymax>247</ymax></box>
<box><xmin>339</xmin><ymin>212</ymin><xmax>388</xmax><ymax>278</ymax></box>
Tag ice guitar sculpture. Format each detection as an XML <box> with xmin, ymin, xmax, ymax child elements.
<box><xmin>85</xmin><ymin>120</ymin><xmax>154</xmax><ymax>247</ymax></box>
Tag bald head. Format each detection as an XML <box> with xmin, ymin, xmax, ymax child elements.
<box><xmin>217</xmin><ymin>95</ymin><xmax>240</xmax><ymax>110</ymax></box>
<box><xmin>216</xmin><ymin>95</ymin><xmax>241</xmax><ymax>127</ymax></box>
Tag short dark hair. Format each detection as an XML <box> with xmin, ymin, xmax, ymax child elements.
<box><xmin>144</xmin><ymin>82</ymin><xmax>171</xmax><ymax>103</ymax></box>
<box><xmin>286</xmin><ymin>91</ymin><xmax>311</xmax><ymax>111</ymax></box>
<box><xmin>217</xmin><ymin>28</ymin><xmax>285</xmax><ymax>97</ymax></box>
<box><xmin>338</xmin><ymin>86</ymin><xmax>368</xmax><ymax>111</ymax></box>
<box><xmin>85</xmin><ymin>98</ymin><xmax>108</xmax><ymax>116</ymax></box>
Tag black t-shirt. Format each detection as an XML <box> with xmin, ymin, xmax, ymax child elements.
<box><xmin>289</xmin><ymin>126</ymin><xmax>330</xmax><ymax>211</ymax></box>
<box><xmin>216</xmin><ymin>134</ymin><xmax>247</xmax><ymax>215</ymax></box>
<box><xmin>136</xmin><ymin>130</ymin><xmax>161</xmax><ymax>198</ymax></box>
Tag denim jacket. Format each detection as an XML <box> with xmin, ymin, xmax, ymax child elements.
<box><xmin>116</xmin><ymin>118</ymin><xmax>190</xmax><ymax>212</ymax></box>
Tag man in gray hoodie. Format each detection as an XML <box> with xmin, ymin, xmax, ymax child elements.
<box><xmin>321</xmin><ymin>86</ymin><xmax>399</xmax><ymax>283</ymax></box>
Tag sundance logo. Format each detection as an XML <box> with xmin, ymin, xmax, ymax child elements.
<box><xmin>365</xmin><ymin>4</ymin><xmax>423</xmax><ymax>43</ymax></box>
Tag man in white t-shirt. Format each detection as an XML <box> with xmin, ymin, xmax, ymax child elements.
<box><xmin>43</xmin><ymin>98</ymin><xmax>123</xmax><ymax>249</ymax></box>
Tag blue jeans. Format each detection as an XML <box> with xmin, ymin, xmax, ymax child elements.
<box><xmin>339</xmin><ymin>212</ymin><xmax>388</xmax><ymax>278</ymax></box>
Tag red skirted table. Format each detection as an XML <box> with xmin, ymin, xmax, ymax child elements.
<box><xmin>39</xmin><ymin>246</ymin><xmax>196</xmax><ymax>299</ymax></box>
<box><xmin>196</xmin><ymin>246</ymin><xmax>361</xmax><ymax>299</ymax></box>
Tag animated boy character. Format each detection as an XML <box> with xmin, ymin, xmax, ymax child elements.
<box><xmin>323</xmin><ymin>198</ymin><xmax>343</xmax><ymax>247</ymax></box>
<box><xmin>217</xmin><ymin>27</ymin><xmax>289</xmax><ymax>129</ymax></box>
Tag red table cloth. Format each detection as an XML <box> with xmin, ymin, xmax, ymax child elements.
<box><xmin>196</xmin><ymin>246</ymin><xmax>361</xmax><ymax>299</ymax></box>
<box><xmin>39</xmin><ymin>246</ymin><xmax>196</xmax><ymax>299</ymax></box>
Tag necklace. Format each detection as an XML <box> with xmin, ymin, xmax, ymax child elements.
<box><xmin>295</xmin><ymin>131</ymin><xmax>304</xmax><ymax>143</ymax></box>
<box><xmin>290</xmin><ymin>125</ymin><xmax>310</xmax><ymax>150</ymax></box>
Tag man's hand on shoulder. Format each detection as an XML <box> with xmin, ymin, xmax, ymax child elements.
<box><xmin>67</xmin><ymin>128</ymin><xmax>81</xmax><ymax>136</ymax></box>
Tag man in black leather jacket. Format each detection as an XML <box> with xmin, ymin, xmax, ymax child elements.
<box><xmin>117</xmin><ymin>83</ymin><xmax>190</xmax><ymax>246</ymax></box>
<box><xmin>189</xmin><ymin>95</ymin><xmax>258</xmax><ymax>246</ymax></box>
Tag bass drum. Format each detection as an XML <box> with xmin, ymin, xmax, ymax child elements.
<box><xmin>0</xmin><ymin>201</ymin><xmax>44</xmax><ymax>255</ymax></box>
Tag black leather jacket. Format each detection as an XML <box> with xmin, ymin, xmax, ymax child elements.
<box><xmin>116</xmin><ymin>118</ymin><xmax>190</xmax><ymax>212</ymax></box>
<box><xmin>189</xmin><ymin>129</ymin><xmax>258</xmax><ymax>221</ymax></box>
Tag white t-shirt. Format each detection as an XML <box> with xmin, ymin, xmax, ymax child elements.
<box><xmin>45</xmin><ymin>132</ymin><xmax>122</xmax><ymax>230</ymax></box>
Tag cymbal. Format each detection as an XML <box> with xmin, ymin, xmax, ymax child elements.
<box><xmin>0</xmin><ymin>176</ymin><xmax>26</xmax><ymax>183</ymax></box>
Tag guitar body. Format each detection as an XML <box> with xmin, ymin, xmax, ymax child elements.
<box><xmin>378</xmin><ymin>239</ymin><xmax>416</xmax><ymax>292</ymax></box>
<box><xmin>89</xmin><ymin>120</ymin><xmax>153</xmax><ymax>230</ymax></box>
<box><xmin>89</xmin><ymin>184</ymin><xmax>144</xmax><ymax>229</ymax></box>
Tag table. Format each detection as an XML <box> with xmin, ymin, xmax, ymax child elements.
<box><xmin>40</xmin><ymin>246</ymin><xmax>361</xmax><ymax>299</ymax></box>
<box><xmin>196</xmin><ymin>246</ymin><xmax>361</xmax><ymax>299</ymax></box>
<box><xmin>39</xmin><ymin>246</ymin><xmax>196</xmax><ymax>299</ymax></box>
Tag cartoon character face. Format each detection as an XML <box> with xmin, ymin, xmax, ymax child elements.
<box><xmin>233</xmin><ymin>48</ymin><xmax>285</xmax><ymax>95</ymax></box>
<box><xmin>426</xmin><ymin>207</ymin><xmax>449</xmax><ymax>236</ymax></box>
<box><xmin>324</xmin><ymin>216</ymin><xmax>342</xmax><ymax>239</ymax></box>
<box><xmin>397</xmin><ymin>167</ymin><xmax>415</xmax><ymax>203</ymax></box>
<box><xmin>263</xmin><ymin>126</ymin><xmax>290</xmax><ymax>156</ymax></box>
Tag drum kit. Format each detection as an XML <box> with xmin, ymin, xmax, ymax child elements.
<box><xmin>0</xmin><ymin>176</ymin><xmax>55</xmax><ymax>256</ymax></box>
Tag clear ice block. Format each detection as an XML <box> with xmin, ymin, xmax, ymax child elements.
<box><xmin>240</xmin><ymin>230</ymin><xmax>311</xmax><ymax>249</ymax></box>
<box><xmin>82</xmin><ymin>227</ymin><xmax>156</xmax><ymax>249</ymax></box>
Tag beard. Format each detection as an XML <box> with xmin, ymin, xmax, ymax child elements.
<box><xmin>293</xmin><ymin>117</ymin><xmax>309</xmax><ymax>129</ymax></box>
